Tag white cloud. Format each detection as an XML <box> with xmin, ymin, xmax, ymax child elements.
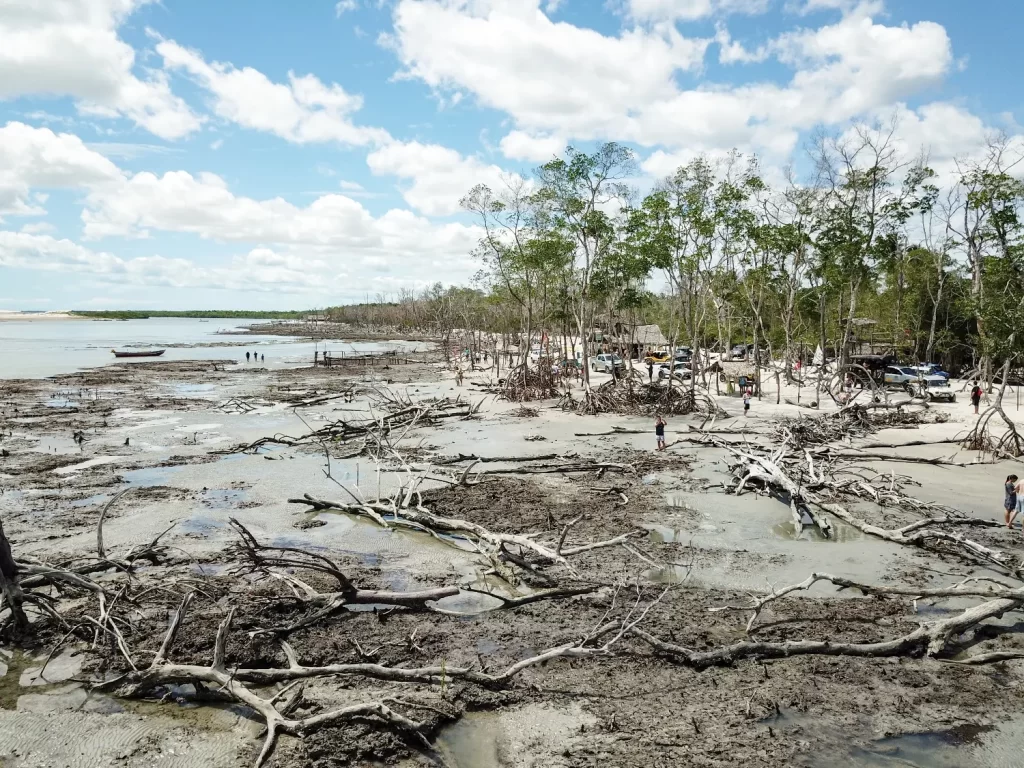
<box><xmin>390</xmin><ymin>0</ymin><xmax>952</xmax><ymax>162</ymax></box>
<box><xmin>714</xmin><ymin>24</ymin><xmax>769</xmax><ymax>64</ymax></box>
<box><xmin>0</xmin><ymin>1</ymin><xmax>201</xmax><ymax>139</ymax></box>
<box><xmin>0</xmin><ymin>121</ymin><xmax>486</xmax><ymax>294</ymax></box>
<box><xmin>20</xmin><ymin>222</ymin><xmax>56</xmax><ymax>235</ymax></box>
<box><xmin>367</xmin><ymin>140</ymin><xmax>520</xmax><ymax>215</ymax></box>
<box><xmin>0</xmin><ymin>122</ymin><xmax>123</xmax><ymax>218</ymax></box>
<box><xmin>389</xmin><ymin>0</ymin><xmax>710</xmax><ymax>141</ymax></box>
<box><xmin>86</xmin><ymin>142</ymin><xmax>180</xmax><ymax>160</ymax></box>
<box><xmin>498</xmin><ymin>130</ymin><xmax>564</xmax><ymax>162</ymax></box>
<box><xmin>157</xmin><ymin>39</ymin><xmax>392</xmax><ymax>146</ymax></box>
<box><xmin>336</xmin><ymin>0</ymin><xmax>359</xmax><ymax>14</ymax></box>
<box><xmin>0</xmin><ymin>230</ymin><xmax>333</xmax><ymax>294</ymax></box>
<box><xmin>626</xmin><ymin>0</ymin><xmax>770</xmax><ymax>23</ymax></box>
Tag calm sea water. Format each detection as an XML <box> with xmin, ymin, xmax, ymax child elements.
<box><xmin>0</xmin><ymin>317</ymin><xmax>428</xmax><ymax>379</ymax></box>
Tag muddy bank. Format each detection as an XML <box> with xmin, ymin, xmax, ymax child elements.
<box><xmin>2</xmin><ymin>355</ymin><xmax>1024</xmax><ymax>768</ymax></box>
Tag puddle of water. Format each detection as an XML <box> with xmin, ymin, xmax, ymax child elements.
<box><xmin>433</xmin><ymin>591</ymin><xmax>505</xmax><ymax>615</ymax></box>
<box><xmin>121</xmin><ymin>464</ymin><xmax>185</xmax><ymax>486</ymax></box>
<box><xmin>199</xmin><ymin>488</ymin><xmax>247</xmax><ymax>509</ymax></box>
<box><xmin>823</xmin><ymin>724</ymin><xmax>997</xmax><ymax>767</ymax></box>
<box><xmin>52</xmin><ymin>456</ymin><xmax>120</xmax><ymax>475</ymax></box>
<box><xmin>180</xmin><ymin>515</ymin><xmax>224</xmax><ymax>534</ymax></box>
<box><xmin>70</xmin><ymin>493</ymin><xmax>110</xmax><ymax>508</ymax></box>
<box><xmin>435</xmin><ymin>712</ymin><xmax>503</xmax><ymax>768</ymax></box>
<box><xmin>170</xmin><ymin>383</ymin><xmax>217</xmax><ymax>396</ymax></box>
<box><xmin>646</xmin><ymin>524</ymin><xmax>690</xmax><ymax>543</ymax></box>
<box><xmin>771</xmin><ymin>519</ymin><xmax>867</xmax><ymax>543</ymax></box>
<box><xmin>30</xmin><ymin>436</ymin><xmax>79</xmax><ymax>454</ymax></box>
<box><xmin>44</xmin><ymin>398</ymin><xmax>80</xmax><ymax>408</ymax></box>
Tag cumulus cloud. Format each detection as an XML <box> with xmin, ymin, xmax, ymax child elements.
<box><xmin>0</xmin><ymin>0</ymin><xmax>201</xmax><ymax>139</ymax></box>
<box><xmin>498</xmin><ymin>130</ymin><xmax>564</xmax><ymax>163</ymax></box>
<box><xmin>367</xmin><ymin>140</ymin><xmax>522</xmax><ymax>215</ymax></box>
<box><xmin>0</xmin><ymin>122</ymin><xmax>123</xmax><ymax>218</ymax></box>
<box><xmin>625</xmin><ymin>0</ymin><xmax>770</xmax><ymax>23</ymax></box>
<box><xmin>389</xmin><ymin>0</ymin><xmax>952</xmax><ymax>162</ymax></box>
<box><xmin>389</xmin><ymin>0</ymin><xmax>711</xmax><ymax>141</ymax></box>
<box><xmin>157</xmin><ymin>38</ymin><xmax>392</xmax><ymax>146</ymax></box>
<box><xmin>0</xmin><ymin>122</ymin><xmax>485</xmax><ymax>295</ymax></box>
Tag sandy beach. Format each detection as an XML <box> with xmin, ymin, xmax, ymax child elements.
<box><xmin>2</xmin><ymin>350</ymin><xmax>1024</xmax><ymax>767</ymax></box>
<box><xmin>0</xmin><ymin>311</ymin><xmax>77</xmax><ymax>321</ymax></box>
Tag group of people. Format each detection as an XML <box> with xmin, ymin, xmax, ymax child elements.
<box><xmin>245</xmin><ymin>351</ymin><xmax>264</xmax><ymax>363</ymax></box>
<box><xmin>652</xmin><ymin>389</ymin><xmax>753</xmax><ymax>450</ymax></box>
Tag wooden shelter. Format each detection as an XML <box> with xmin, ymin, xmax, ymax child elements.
<box><xmin>705</xmin><ymin>360</ymin><xmax>760</xmax><ymax>394</ymax></box>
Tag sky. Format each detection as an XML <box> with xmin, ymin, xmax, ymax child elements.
<box><xmin>0</xmin><ymin>0</ymin><xmax>1020</xmax><ymax>311</ymax></box>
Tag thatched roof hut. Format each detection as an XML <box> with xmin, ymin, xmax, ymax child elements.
<box><xmin>630</xmin><ymin>324</ymin><xmax>668</xmax><ymax>348</ymax></box>
<box><xmin>705</xmin><ymin>360</ymin><xmax>757</xmax><ymax>379</ymax></box>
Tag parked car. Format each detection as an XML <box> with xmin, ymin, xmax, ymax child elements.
<box><xmin>643</xmin><ymin>350</ymin><xmax>671</xmax><ymax>364</ymax></box>
<box><xmin>657</xmin><ymin>361</ymin><xmax>693</xmax><ymax>381</ymax></box>
<box><xmin>591</xmin><ymin>353</ymin><xmax>625</xmax><ymax>373</ymax></box>
<box><xmin>729</xmin><ymin>343</ymin><xmax>754</xmax><ymax>360</ymax></box>
<box><xmin>881</xmin><ymin>366</ymin><xmax>955</xmax><ymax>401</ymax></box>
<box><xmin>674</xmin><ymin>347</ymin><xmax>693</xmax><ymax>363</ymax></box>
<box><xmin>915</xmin><ymin>363</ymin><xmax>949</xmax><ymax>379</ymax></box>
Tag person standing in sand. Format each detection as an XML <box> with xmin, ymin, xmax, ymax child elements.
<box><xmin>1005</xmin><ymin>474</ymin><xmax>1019</xmax><ymax>528</ymax></box>
<box><xmin>655</xmin><ymin>415</ymin><xmax>666</xmax><ymax>451</ymax></box>
<box><xmin>743</xmin><ymin>388</ymin><xmax>752</xmax><ymax>417</ymax></box>
<box><xmin>971</xmin><ymin>380</ymin><xmax>982</xmax><ymax>414</ymax></box>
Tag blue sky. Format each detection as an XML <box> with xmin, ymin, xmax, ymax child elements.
<box><xmin>0</xmin><ymin>0</ymin><xmax>1020</xmax><ymax>310</ymax></box>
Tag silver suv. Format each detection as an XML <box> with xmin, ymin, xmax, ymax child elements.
<box><xmin>591</xmin><ymin>353</ymin><xmax>624</xmax><ymax>373</ymax></box>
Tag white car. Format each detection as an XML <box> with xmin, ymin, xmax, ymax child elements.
<box><xmin>657</xmin><ymin>361</ymin><xmax>693</xmax><ymax>381</ymax></box>
<box><xmin>881</xmin><ymin>365</ymin><xmax>955</xmax><ymax>402</ymax></box>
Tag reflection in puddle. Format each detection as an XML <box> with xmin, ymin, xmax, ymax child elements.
<box><xmin>44</xmin><ymin>398</ymin><xmax>80</xmax><ymax>409</ymax></box>
<box><xmin>435</xmin><ymin>712</ymin><xmax>504</xmax><ymax>768</ymax></box>
<box><xmin>823</xmin><ymin>724</ymin><xmax>998</xmax><ymax>767</ymax></box>
<box><xmin>771</xmin><ymin>519</ymin><xmax>866</xmax><ymax>543</ymax></box>
<box><xmin>121</xmin><ymin>464</ymin><xmax>185</xmax><ymax>486</ymax></box>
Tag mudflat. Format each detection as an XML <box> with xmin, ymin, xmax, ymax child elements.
<box><xmin>2</xmin><ymin>354</ymin><xmax>1023</xmax><ymax>768</ymax></box>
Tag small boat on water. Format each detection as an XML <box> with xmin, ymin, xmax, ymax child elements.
<box><xmin>111</xmin><ymin>349</ymin><xmax>166</xmax><ymax>358</ymax></box>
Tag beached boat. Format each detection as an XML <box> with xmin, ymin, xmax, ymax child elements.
<box><xmin>111</xmin><ymin>349</ymin><xmax>166</xmax><ymax>358</ymax></box>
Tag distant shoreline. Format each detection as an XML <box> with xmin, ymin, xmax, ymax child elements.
<box><xmin>69</xmin><ymin>310</ymin><xmax>307</xmax><ymax>320</ymax></box>
<box><xmin>0</xmin><ymin>311</ymin><xmax>77</xmax><ymax>321</ymax></box>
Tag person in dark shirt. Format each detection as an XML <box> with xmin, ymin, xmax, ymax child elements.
<box><xmin>1005</xmin><ymin>474</ymin><xmax>1019</xmax><ymax>529</ymax></box>
<box><xmin>971</xmin><ymin>380</ymin><xmax>982</xmax><ymax>414</ymax></box>
<box><xmin>655</xmin><ymin>415</ymin><xmax>666</xmax><ymax>451</ymax></box>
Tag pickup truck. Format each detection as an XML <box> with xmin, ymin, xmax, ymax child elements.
<box><xmin>881</xmin><ymin>366</ymin><xmax>955</xmax><ymax>402</ymax></box>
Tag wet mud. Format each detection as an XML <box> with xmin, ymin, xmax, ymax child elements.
<box><xmin>3</xmin><ymin>356</ymin><xmax>1024</xmax><ymax>767</ymax></box>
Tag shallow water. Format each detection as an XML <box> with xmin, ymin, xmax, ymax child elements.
<box><xmin>816</xmin><ymin>721</ymin><xmax>1024</xmax><ymax>768</ymax></box>
<box><xmin>0</xmin><ymin>317</ymin><xmax>431</xmax><ymax>379</ymax></box>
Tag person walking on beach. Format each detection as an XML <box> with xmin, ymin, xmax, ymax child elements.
<box><xmin>743</xmin><ymin>387</ymin><xmax>752</xmax><ymax>417</ymax></box>
<box><xmin>1005</xmin><ymin>474</ymin><xmax>1019</xmax><ymax>528</ymax></box>
<box><xmin>261</xmin><ymin>354</ymin><xmax>264</xmax><ymax>363</ymax></box>
<box><xmin>655</xmin><ymin>415</ymin><xmax>666</xmax><ymax>451</ymax></box>
<box><xmin>971</xmin><ymin>380</ymin><xmax>983</xmax><ymax>414</ymax></box>
<box><xmin>647</xmin><ymin>360</ymin><xmax>654</xmax><ymax>383</ymax></box>
<box><xmin>246</xmin><ymin>351</ymin><xmax>250</xmax><ymax>363</ymax></box>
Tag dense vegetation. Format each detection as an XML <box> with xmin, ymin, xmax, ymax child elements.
<box><xmin>71</xmin><ymin>310</ymin><xmax>306</xmax><ymax>320</ymax></box>
<box><xmin>322</xmin><ymin>125</ymin><xmax>1024</xmax><ymax>384</ymax></box>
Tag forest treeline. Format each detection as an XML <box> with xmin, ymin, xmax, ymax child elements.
<box><xmin>72</xmin><ymin>310</ymin><xmax>306</xmax><ymax>320</ymax></box>
<box><xmin>325</xmin><ymin>123</ymin><xmax>1023</xmax><ymax>383</ymax></box>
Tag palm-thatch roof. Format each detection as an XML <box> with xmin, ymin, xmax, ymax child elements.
<box><xmin>705</xmin><ymin>360</ymin><xmax>757</xmax><ymax>379</ymax></box>
<box><xmin>628</xmin><ymin>324</ymin><xmax>668</xmax><ymax>347</ymax></box>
